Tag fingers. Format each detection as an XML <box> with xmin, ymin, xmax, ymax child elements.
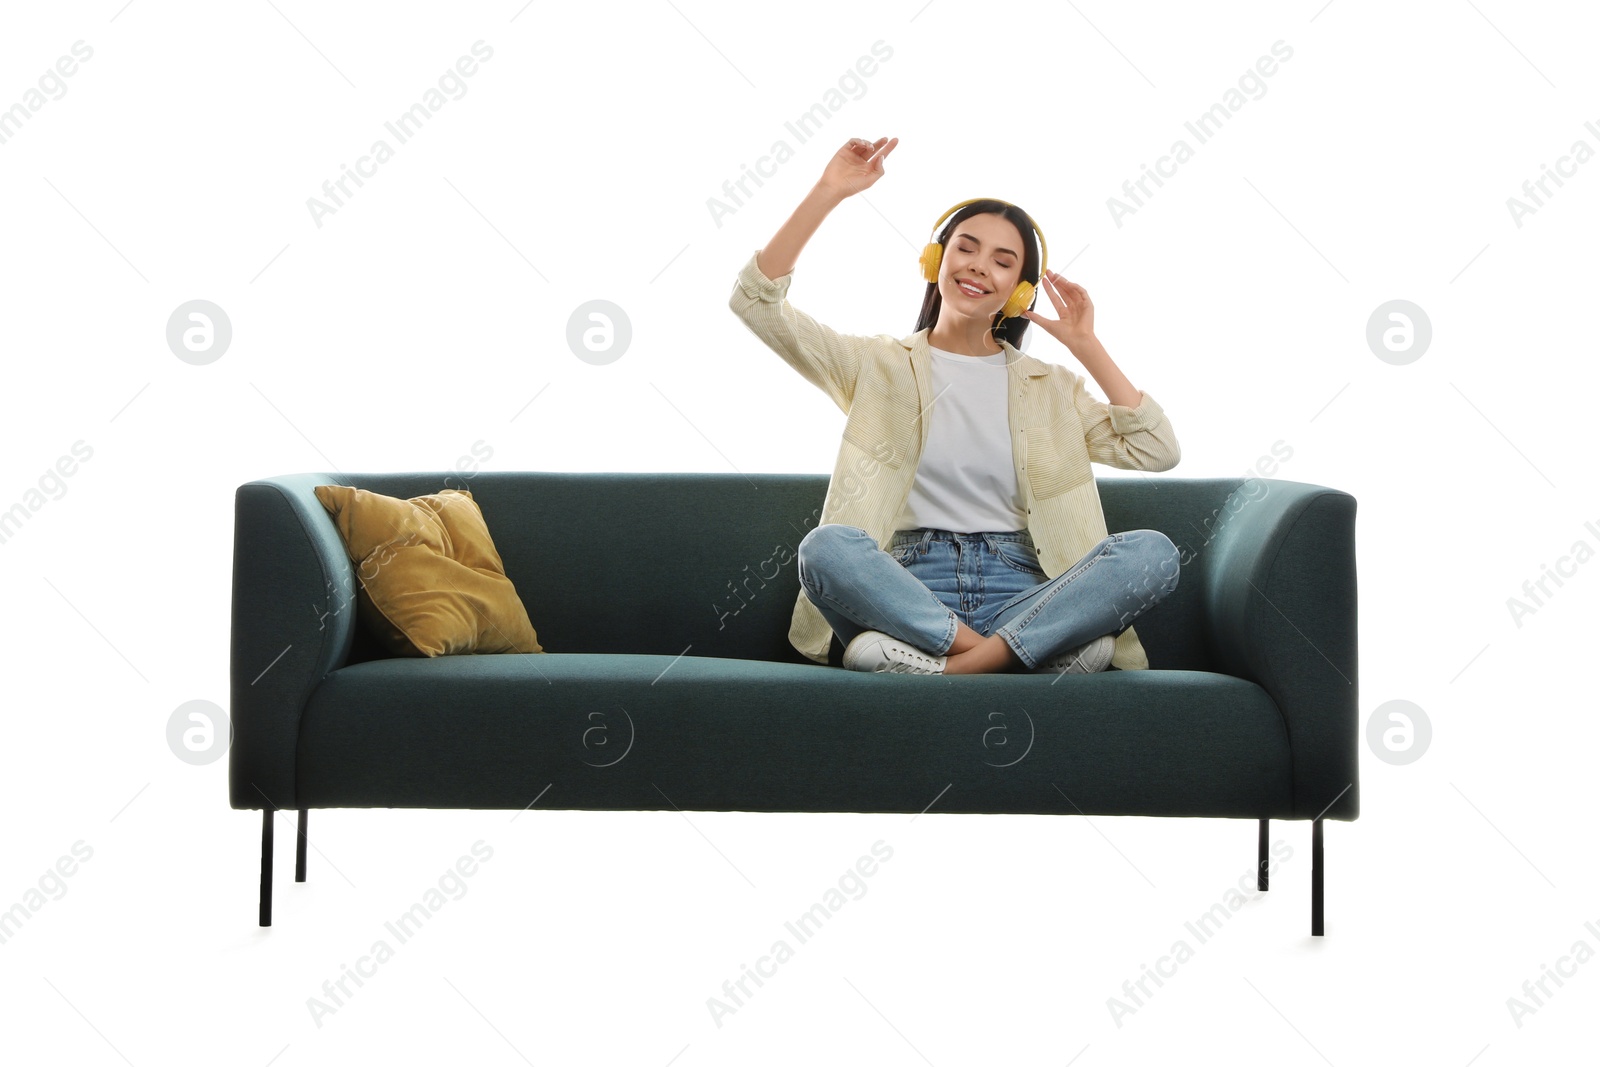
<box><xmin>1040</xmin><ymin>270</ymin><xmax>1068</xmax><ymax>311</ymax></box>
<box><xmin>1044</xmin><ymin>269</ymin><xmax>1088</xmax><ymax>300</ymax></box>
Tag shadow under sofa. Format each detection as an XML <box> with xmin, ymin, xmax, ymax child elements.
<box><xmin>229</xmin><ymin>471</ymin><xmax>1360</xmax><ymax>934</ymax></box>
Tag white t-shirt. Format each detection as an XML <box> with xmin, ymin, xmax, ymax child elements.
<box><xmin>892</xmin><ymin>345</ymin><xmax>1026</xmax><ymax>534</ymax></box>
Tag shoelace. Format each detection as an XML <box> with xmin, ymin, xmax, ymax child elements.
<box><xmin>884</xmin><ymin>650</ymin><xmax>943</xmax><ymax>673</ymax></box>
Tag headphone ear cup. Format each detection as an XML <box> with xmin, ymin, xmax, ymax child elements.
<box><xmin>1002</xmin><ymin>281</ymin><xmax>1034</xmax><ymax>320</ymax></box>
<box><xmin>919</xmin><ymin>243</ymin><xmax>943</xmax><ymax>284</ymax></box>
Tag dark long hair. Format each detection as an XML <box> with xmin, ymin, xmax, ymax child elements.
<box><xmin>913</xmin><ymin>199</ymin><xmax>1043</xmax><ymax>351</ymax></box>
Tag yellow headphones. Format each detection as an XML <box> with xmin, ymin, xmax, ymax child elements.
<box><xmin>919</xmin><ymin>197</ymin><xmax>1049</xmax><ymax>320</ymax></box>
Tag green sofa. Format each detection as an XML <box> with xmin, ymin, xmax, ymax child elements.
<box><xmin>230</xmin><ymin>471</ymin><xmax>1359</xmax><ymax>933</ymax></box>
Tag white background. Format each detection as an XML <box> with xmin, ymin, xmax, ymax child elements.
<box><xmin>1</xmin><ymin>0</ymin><xmax>1596</xmax><ymax>1063</ymax></box>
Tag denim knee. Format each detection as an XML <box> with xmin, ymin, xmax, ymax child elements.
<box><xmin>796</xmin><ymin>524</ymin><xmax>867</xmax><ymax>589</ymax></box>
<box><xmin>1125</xmin><ymin>529</ymin><xmax>1181</xmax><ymax>595</ymax></box>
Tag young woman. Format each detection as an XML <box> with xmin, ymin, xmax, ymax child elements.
<box><xmin>728</xmin><ymin>135</ymin><xmax>1183</xmax><ymax>675</ymax></box>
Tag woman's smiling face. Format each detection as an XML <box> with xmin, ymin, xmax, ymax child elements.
<box><xmin>940</xmin><ymin>212</ymin><xmax>1026</xmax><ymax>317</ymax></box>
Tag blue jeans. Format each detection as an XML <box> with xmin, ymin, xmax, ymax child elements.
<box><xmin>796</xmin><ymin>524</ymin><xmax>1180</xmax><ymax>669</ymax></box>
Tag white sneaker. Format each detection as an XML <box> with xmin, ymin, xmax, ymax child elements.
<box><xmin>842</xmin><ymin>630</ymin><xmax>948</xmax><ymax>674</ymax></box>
<box><xmin>1034</xmin><ymin>633</ymin><xmax>1116</xmax><ymax>674</ymax></box>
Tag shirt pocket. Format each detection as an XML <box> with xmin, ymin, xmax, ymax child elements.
<box><xmin>1023</xmin><ymin>426</ymin><xmax>1093</xmax><ymax>499</ymax></box>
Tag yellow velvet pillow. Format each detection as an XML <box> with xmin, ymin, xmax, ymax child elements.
<box><xmin>312</xmin><ymin>485</ymin><xmax>543</xmax><ymax>657</ymax></box>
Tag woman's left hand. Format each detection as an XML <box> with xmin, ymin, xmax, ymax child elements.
<box><xmin>1021</xmin><ymin>269</ymin><xmax>1095</xmax><ymax>349</ymax></box>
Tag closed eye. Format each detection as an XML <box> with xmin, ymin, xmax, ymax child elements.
<box><xmin>958</xmin><ymin>243</ymin><xmax>1013</xmax><ymax>269</ymax></box>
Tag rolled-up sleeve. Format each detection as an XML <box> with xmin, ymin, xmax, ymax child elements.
<box><xmin>1069</xmin><ymin>371</ymin><xmax>1181</xmax><ymax>471</ymax></box>
<box><xmin>729</xmin><ymin>249</ymin><xmax>864</xmax><ymax>414</ymax></box>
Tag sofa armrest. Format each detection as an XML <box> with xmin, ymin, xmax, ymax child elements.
<box><xmin>229</xmin><ymin>475</ymin><xmax>358</xmax><ymax>810</ymax></box>
<box><xmin>1197</xmin><ymin>479</ymin><xmax>1359</xmax><ymax>821</ymax></box>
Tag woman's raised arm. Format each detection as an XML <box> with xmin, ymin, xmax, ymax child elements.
<box><xmin>756</xmin><ymin>136</ymin><xmax>898</xmax><ymax>281</ymax></box>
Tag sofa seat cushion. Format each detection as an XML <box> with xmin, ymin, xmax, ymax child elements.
<box><xmin>296</xmin><ymin>655</ymin><xmax>1295</xmax><ymax>817</ymax></box>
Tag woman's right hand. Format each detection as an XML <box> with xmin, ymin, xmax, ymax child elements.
<box><xmin>818</xmin><ymin>136</ymin><xmax>899</xmax><ymax>199</ymax></box>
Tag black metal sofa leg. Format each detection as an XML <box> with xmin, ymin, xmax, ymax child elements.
<box><xmin>1260</xmin><ymin>817</ymin><xmax>1326</xmax><ymax>935</ymax></box>
<box><xmin>259</xmin><ymin>808</ymin><xmax>274</xmax><ymax>927</ymax></box>
<box><xmin>296</xmin><ymin>809</ymin><xmax>309</xmax><ymax>882</ymax></box>
<box><xmin>1312</xmin><ymin>817</ymin><xmax>1324</xmax><ymax>936</ymax></box>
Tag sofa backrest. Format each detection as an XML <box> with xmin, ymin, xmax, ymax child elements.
<box><xmin>318</xmin><ymin>471</ymin><xmax>827</xmax><ymax>665</ymax></box>
<box><xmin>282</xmin><ymin>471</ymin><xmax>1269</xmax><ymax>670</ymax></box>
